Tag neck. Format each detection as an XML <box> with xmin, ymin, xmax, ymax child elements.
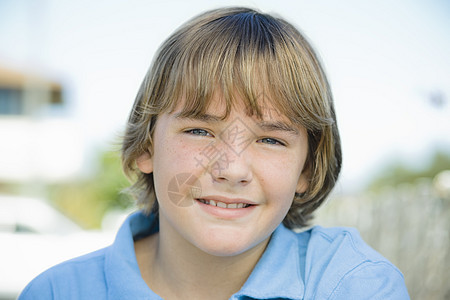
<box><xmin>136</xmin><ymin>216</ymin><xmax>269</xmax><ymax>300</ymax></box>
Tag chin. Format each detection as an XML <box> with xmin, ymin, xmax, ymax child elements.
<box><xmin>192</xmin><ymin>227</ymin><xmax>269</xmax><ymax>257</ymax></box>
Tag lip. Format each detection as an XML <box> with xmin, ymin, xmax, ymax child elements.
<box><xmin>195</xmin><ymin>195</ymin><xmax>257</xmax><ymax>219</ymax></box>
<box><xmin>199</xmin><ymin>195</ymin><xmax>257</xmax><ymax>205</ymax></box>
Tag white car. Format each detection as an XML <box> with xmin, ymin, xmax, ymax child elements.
<box><xmin>0</xmin><ymin>195</ymin><xmax>115</xmax><ymax>300</ymax></box>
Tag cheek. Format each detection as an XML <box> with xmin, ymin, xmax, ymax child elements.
<box><xmin>258</xmin><ymin>159</ymin><xmax>299</xmax><ymax>202</ymax></box>
<box><xmin>263</xmin><ymin>153</ymin><xmax>303</xmax><ymax>183</ymax></box>
<box><xmin>153</xmin><ymin>139</ymin><xmax>204</xmax><ymax>192</ymax></box>
<box><xmin>155</xmin><ymin>138</ymin><xmax>194</xmax><ymax>168</ymax></box>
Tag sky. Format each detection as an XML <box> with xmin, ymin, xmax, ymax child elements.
<box><xmin>0</xmin><ymin>0</ymin><xmax>449</xmax><ymax>192</ymax></box>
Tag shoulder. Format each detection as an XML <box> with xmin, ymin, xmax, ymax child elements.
<box><xmin>305</xmin><ymin>226</ymin><xmax>386</xmax><ymax>261</ymax></box>
<box><xmin>19</xmin><ymin>248</ymin><xmax>108</xmax><ymax>300</ymax></box>
<box><xmin>297</xmin><ymin>226</ymin><xmax>410</xmax><ymax>299</ymax></box>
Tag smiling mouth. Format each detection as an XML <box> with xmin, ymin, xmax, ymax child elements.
<box><xmin>196</xmin><ymin>199</ymin><xmax>252</xmax><ymax>209</ymax></box>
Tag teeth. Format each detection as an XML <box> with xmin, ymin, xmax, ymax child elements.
<box><xmin>217</xmin><ymin>201</ymin><xmax>227</xmax><ymax>208</ymax></box>
<box><xmin>197</xmin><ymin>199</ymin><xmax>250</xmax><ymax>209</ymax></box>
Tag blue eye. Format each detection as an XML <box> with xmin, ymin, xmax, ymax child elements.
<box><xmin>259</xmin><ymin>138</ymin><xmax>285</xmax><ymax>146</ymax></box>
<box><xmin>185</xmin><ymin>128</ymin><xmax>212</xmax><ymax>136</ymax></box>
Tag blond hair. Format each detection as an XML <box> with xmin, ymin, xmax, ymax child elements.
<box><xmin>122</xmin><ymin>7</ymin><xmax>342</xmax><ymax>229</ymax></box>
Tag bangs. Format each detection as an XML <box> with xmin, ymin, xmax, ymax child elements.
<box><xmin>155</xmin><ymin>9</ymin><xmax>334</xmax><ymax>130</ymax></box>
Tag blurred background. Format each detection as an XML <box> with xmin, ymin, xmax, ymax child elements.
<box><xmin>0</xmin><ymin>0</ymin><xmax>449</xmax><ymax>299</ymax></box>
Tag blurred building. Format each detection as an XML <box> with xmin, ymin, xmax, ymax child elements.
<box><xmin>0</xmin><ymin>66</ymin><xmax>84</xmax><ymax>183</ymax></box>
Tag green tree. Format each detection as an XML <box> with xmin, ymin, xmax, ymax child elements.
<box><xmin>49</xmin><ymin>151</ymin><xmax>132</xmax><ymax>229</ymax></box>
<box><xmin>368</xmin><ymin>150</ymin><xmax>450</xmax><ymax>191</ymax></box>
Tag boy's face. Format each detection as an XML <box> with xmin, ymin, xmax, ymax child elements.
<box><xmin>137</xmin><ymin>94</ymin><xmax>309</xmax><ymax>257</ymax></box>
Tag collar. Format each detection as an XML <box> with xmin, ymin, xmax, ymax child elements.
<box><xmin>105</xmin><ymin>211</ymin><xmax>305</xmax><ymax>300</ymax></box>
<box><xmin>233</xmin><ymin>224</ymin><xmax>305</xmax><ymax>300</ymax></box>
<box><xmin>105</xmin><ymin>211</ymin><xmax>161</xmax><ymax>299</ymax></box>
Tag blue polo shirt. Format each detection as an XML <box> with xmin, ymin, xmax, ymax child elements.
<box><xmin>19</xmin><ymin>211</ymin><xmax>409</xmax><ymax>299</ymax></box>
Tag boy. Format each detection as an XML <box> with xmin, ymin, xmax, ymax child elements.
<box><xmin>20</xmin><ymin>7</ymin><xmax>409</xmax><ymax>299</ymax></box>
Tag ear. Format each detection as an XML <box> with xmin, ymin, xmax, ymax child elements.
<box><xmin>136</xmin><ymin>151</ymin><xmax>153</xmax><ymax>174</ymax></box>
<box><xmin>296</xmin><ymin>165</ymin><xmax>311</xmax><ymax>194</ymax></box>
<box><xmin>296</xmin><ymin>173</ymin><xmax>309</xmax><ymax>194</ymax></box>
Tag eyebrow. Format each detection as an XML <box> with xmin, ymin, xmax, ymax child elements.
<box><xmin>174</xmin><ymin>112</ymin><xmax>223</xmax><ymax>123</ymax></box>
<box><xmin>256</xmin><ymin>121</ymin><xmax>299</xmax><ymax>135</ymax></box>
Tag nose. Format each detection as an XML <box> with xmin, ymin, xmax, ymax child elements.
<box><xmin>209</xmin><ymin>143</ymin><xmax>253</xmax><ymax>186</ymax></box>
